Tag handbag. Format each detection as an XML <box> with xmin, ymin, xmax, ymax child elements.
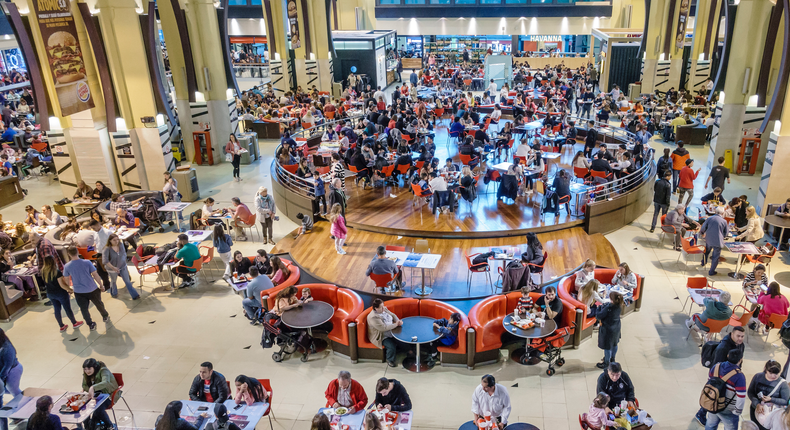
<box><xmin>756</xmin><ymin>378</ymin><xmax>786</xmax><ymax>426</ymax></box>
<box><xmin>225</xmin><ymin>153</ymin><xmax>233</xmax><ymax>162</ymax></box>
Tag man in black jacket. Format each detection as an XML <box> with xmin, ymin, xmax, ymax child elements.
<box><xmin>189</xmin><ymin>362</ymin><xmax>229</xmax><ymax>403</ymax></box>
<box><xmin>584</xmin><ymin>120</ymin><xmax>597</xmax><ymax>158</ymax></box>
<box><xmin>596</xmin><ymin>362</ymin><xmax>636</xmax><ymax>409</ymax></box>
<box><xmin>694</xmin><ymin>327</ymin><xmax>745</xmax><ymax>425</ymax></box>
<box><xmin>590</xmin><ymin>153</ymin><xmax>612</xmax><ymax>176</ymax></box>
<box><xmin>650</xmin><ymin>170</ymin><xmax>672</xmax><ymax>233</ymax></box>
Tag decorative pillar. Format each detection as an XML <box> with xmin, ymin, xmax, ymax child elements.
<box><xmin>291</xmin><ymin>0</ymin><xmax>335</xmax><ymax>92</ymax></box>
<box><xmin>261</xmin><ymin>0</ymin><xmax>291</xmax><ymax>95</ymax></box>
<box><xmin>686</xmin><ymin>0</ymin><xmax>717</xmax><ymax>93</ymax></box>
<box><xmin>641</xmin><ymin>0</ymin><xmax>668</xmax><ymax>93</ymax></box>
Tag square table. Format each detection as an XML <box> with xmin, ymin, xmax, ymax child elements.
<box><xmin>318</xmin><ymin>409</ymin><xmax>365</xmax><ymax>430</ymax></box>
<box><xmin>0</xmin><ymin>388</ymin><xmax>67</xmax><ymax>419</ymax></box>
<box><xmin>13</xmin><ymin>392</ymin><xmax>110</xmax><ymax>427</ymax></box>
<box><xmin>185</xmin><ymin>229</ymin><xmax>213</xmax><ymax>243</ymax></box>
<box><xmin>158</xmin><ymin>202</ymin><xmax>191</xmax><ymax>232</ymax></box>
<box><xmin>686</xmin><ymin>288</ymin><xmax>733</xmax><ymax>315</ymax></box>
<box><xmin>725</xmin><ymin>242</ymin><xmax>761</xmax><ymax>280</ymax></box>
<box><xmin>180</xmin><ymin>399</ymin><xmax>270</xmax><ymax>430</ymax></box>
<box><xmin>385</xmin><ymin>251</ymin><xmax>441</xmax><ymax>296</ymax></box>
<box><xmin>6</xmin><ymin>266</ymin><xmax>42</xmax><ymax>299</ymax></box>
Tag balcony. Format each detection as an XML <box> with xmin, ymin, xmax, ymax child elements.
<box><xmin>375</xmin><ymin>0</ymin><xmax>612</xmax><ymax>18</ymax></box>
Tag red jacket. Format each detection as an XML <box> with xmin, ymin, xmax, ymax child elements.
<box><xmin>325</xmin><ymin>379</ymin><xmax>368</xmax><ymax>410</ymax></box>
<box><xmin>678</xmin><ymin>166</ymin><xmax>699</xmax><ymax>189</ymax></box>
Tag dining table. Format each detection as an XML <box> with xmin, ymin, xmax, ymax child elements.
<box><xmin>392</xmin><ymin>316</ymin><xmax>443</xmax><ymax>372</ymax></box>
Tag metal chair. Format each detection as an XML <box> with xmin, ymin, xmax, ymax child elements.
<box><xmin>682</xmin><ymin>276</ymin><xmax>713</xmax><ymax>314</ymax></box>
<box><xmin>677</xmin><ymin>237</ymin><xmax>705</xmax><ymax>274</ymax></box>
<box><xmin>728</xmin><ymin>305</ymin><xmax>754</xmax><ymax>344</ymax></box>
<box><xmin>199</xmin><ymin>245</ymin><xmax>217</xmax><ymax>281</ymax></box>
<box><xmin>464</xmin><ymin>251</ymin><xmax>493</xmax><ymax>294</ymax></box>
<box><xmin>108</xmin><ymin>373</ymin><xmax>136</xmax><ymax>429</ymax></box>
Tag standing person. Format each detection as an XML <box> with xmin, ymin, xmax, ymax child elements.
<box><xmin>650</xmin><ymin>170</ymin><xmax>673</xmax><ymax>233</ymax></box>
<box><xmin>670</xmin><ymin>141</ymin><xmax>690</xmax><ymax>192</ymax></box>
<box><xmin>162</xmin><ymin>171</ymin><xmax>185</xmax><ymax>228</ymax></box>
<box><xmin>328</xmin><ymin>178</ymin><xmax>346</xmax><ymax>219</ymax></box>
<box><xmin>61</xmin><ymin>246</ymin><xmax>109</xmax><ymax>331</ymax></box>
<box><xmin>581</xmin><ymin>87</ymin><xmax>595</xmax><ymax>119</ymax></box>
<box><xmin>700</xmin><ymin>206</ymin><xmax>728</xmax><ymax>276</ymax></box>
<box><xmin>747</xmin><ymin>360</ymin><xmax>789</xmax><ymax>430</ymax></box>
<box><xmin>706</xmin><ymin>156</ymin><xmax>731</xmax><ymax>192</ymax></box>
<box><xmin>0</xmin><ymin>328</ymin><xmax>22</xmax><ymax>430</ymax></box>
<box><xmin>40</xmin><ymin>255</ymin><xmax>82</xmax><ymax>331</ymax></box>
<box><xmin>212</xmin><ymin>223</ymin><xmax>234</xmax><ymax>285</ymax></box>
<box><xmin>102</xmin><ymin>234</ymin><xmax>140</xmax><ymax>300</ymax></box>
<box><xmin>312</xmin><ymin>172</ymin><xmax>327</xmax><ymax>218</ymax></box>
<box><xmin>366</xmin><ymin>298</ymin><xmax>403</xmax><ymax>367</ymax></box>
<box><xmin>328</xmin><ymin>203</ymin><xmax>347</xmax><ymax>255</ymax></box>
<box><xmin>26</xmin><ymin>396</ymin><xmax>63</xmax><ymax>430</ymax></box>
<box><xmin>596</xmin><ymin>291</ymin><xmax>623</xmax><ymax>369</ymax></box>
<box><xmin>226</xmin><ymin>134</ymin><xmax>243</xmax><ymax>182</ymax></box>
<box><xmin>254</xmin><ymin>187</ymin><xmax>276</xmax><ymax>245</ymax></box>
<box><xmin>677</xmin><ymin>159</ymin><xmax>701</xmax><ymax>207</ymax></box>
<box><xmin>584</xmin><ymin>120</ymin><xmax>597</xmax><ymax>158</ymax></box>
<box><xmin>471</xmin><ymin>375</ymin><xmax>511</xmax><ymax>430</ymax></box>
<box><xmin>704</xmin><ymin>350</ymin><xmax>746</xmax><ymax>430</ymax></box>
<box><xmin>81</xmin><ymin>358</ymin><xmax>118</xmax><ymax>430</ymax></box>
<box><xmin>85</xmin><ymin>221</ymin><xmax>110</xmax><ymax>290</ymax></box>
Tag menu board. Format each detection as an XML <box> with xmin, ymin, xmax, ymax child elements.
<box><xmin>32</xmin><ymin>0</ymin><xmax>94</xmax><ymax>116</ymax></box>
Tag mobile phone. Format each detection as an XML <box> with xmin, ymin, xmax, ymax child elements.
<box><xmin>234</xmin><ymin>404</ymin><xmax>243</xmax><ymax>410</ymax></box>
<box><xmin>197</xmin><ymin>406</ymin><xmax>209</xmax><ymax>411</ymax></box>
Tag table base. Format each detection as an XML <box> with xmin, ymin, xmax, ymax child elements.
<box><xmin>728</xmin><ymin>272</ymin><xmax>745</xmax><ymax>280</ymax></box>
<box><xmin>311</xmin><ymin>338</ymin><xmax>328</xmax><ymax>353</ymax></box>
<box><xmin>510</xmin><ymin>348</ymin><xmax>540</xmax><ymax>365</ymax></box>
<box><xmin>414</xmin><ymin>287</ymin><xmax>433</xmax><ymax>296</ymax></box>
<box><xmin>401</xmin><ymin>356</ymin><xmax>433</xmax><ymax>372</ymax></box>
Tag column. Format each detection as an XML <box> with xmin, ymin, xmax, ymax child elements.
<box><xmin>707</xmin><ymin>0</ymin><xmax>772</xmax><ymax>172</ymax></box>
<box><xmin>686</xmin><ymin>0</ymin><xmax>714</xmax><ymax>93</ymax></box>
<box><xmin>292</xmin><ymin>0</ymin><xmax>335</xmax><ymax>92</ymax></box>
<box><xmin>11</xmin><ymin>0</ymin><xmax>119</xmax><ymax>197</ymax></box>
<box><xmin>261</xmin><ymin>0</ymin><xmax>292</xmax><ymax>95</ymax></box>
<box><xmin>757</xmin><ymin>89</ymin><xmax>790</xmax><ymax>215</ymax></box>
<box><xmin>95</xmin><ymin>0</ymin><xmax>171</xmax><ymax>191</ymax></box>
<box><xmin>640</xmin><ymin>0</ymin><xmax>668</xmax><ymax>93</ymax></box>
<box><xmin>665</xmin><ymin>0</ymin><xmax>686</xmax><ymax>92</ymax></box>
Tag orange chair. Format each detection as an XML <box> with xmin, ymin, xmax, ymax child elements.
<box><xmin>385</xmin><ymin>245</ymin><xmax>406</xmax><ymax>251</ymax></box>
<box><xmin>433</xmin><ymin>108</ymin><xmax>446</xmax><ymax>126</ymax></box>
<box><xmin>77</xmin><ymin>247</ymin><xmax>98</xmax><ymax>261</ymax></box>
<box><xmin>683</xmin><ymin>276</ymin><xmax>713</xmax><ymax>314</ymax></box>
<box><xmin>316</xmin><ymin>166</ymin><xmax>331</xmax><ymax>175</ymax></box>
<box><xmin>108</xmin><ymin>373</ymin><xmax>133</xmax><ymax>426</ymax></box>
<box><xmin>525</xmin><ymin>251</ymin><xmax>548</xmax><ymax>284</ymax></box>
<box><xmin>677</xmin><ymin>237</ymin><xmax>705</xmax><ymax>274</ymax></box>
<box><xmin>745</xmin><ymin>246</ymin><xmax>777</xmax><ymax>277</ymax></box>
<box><xmin>132</xmin><ymin>255</ymin><xmax>160</xmax><ymax>288</ymax></box>
<box><xmin>179</xmin><ymin>257</ymin><xmax>205</xmax><ymax>285</ymax></box>
<box><xmin>411</xmin><ymin>183</ymin><xmax>432</xmax><ymax>208</ymax></box>
<box><xmin>355</xmin><ymin>298</ymin><xmax>420</xmax><ymax>361</ymax></box>
<box><xmin>415</xmin><ymin>161</ymin><xmax>425</xmax><ymax>170</ymax></box>
<box><xmin>686</xmin><ymin>315</ymin><xmax>730</xmax><ymax>341</ymax></box>
<box><xmin>459</xmin><ymin>153</ymin><xmax>475</xmax><ymax>166</ymax></box>
<box><xmin>31</xmin><ymin>141</ymin><xmax>48</xmax><ymax>153</ymax></box>
<box><xmin>728</xmin><ymin>305</ymin><xmax>754</xmax><ymax>343</ymax></box>
<box><xmin>370</xmin><ymin>272</ymin><xmax>396</xmax><ymax>293</ymax></box>
<box><xmin>463</xmin><ymin>79</ymin><xmax>473</xmax><ymax>90</ymax></box>
<box><xmin>763</xmin><ymin>313</ymin><xmax>788</xmax><ymax>341</ymax></box>
<box><xmin>324</xmin><ymin>111</ymin><xmax>335</xmax><ymax>120</ymax></box>
<box><xmin>199</xmin><ymin>245</ymin><xmax>216</xmax><ymax>281</ymax></box>
<box><xmin>282</xmin><ymin>164</ymin><xmax>298</xmax><ymax>175</ymax></box>
<box><xmin>590</xmin><ymin>169</ymin><xmax>611</xmax><ymax>180</ymax></box>
<box><xmin>573</xmin><ymin>166</ymin><xmax>589</xmax><ymax>183</ymax></box>
<box><xmin>259</xmin><ymin>379</ymin><xmax>276</xmax><ymax>429</ymax></box>
<box><xmin>464</xmin><ymin>251</ymin><xmax>492</xmax><ymax>294</ymax></box>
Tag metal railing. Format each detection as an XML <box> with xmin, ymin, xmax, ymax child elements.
<box><xmin>233</xmin><ymin>65</ymin><xmax>270</xmax><ymax>82</ymax></box>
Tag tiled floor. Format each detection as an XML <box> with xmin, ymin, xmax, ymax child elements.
<box><xmin>2</xmin><ymin>114</ymin><xmax>788</xmax><ymax>430</ymax></box>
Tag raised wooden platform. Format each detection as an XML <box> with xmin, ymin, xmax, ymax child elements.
<box><xmin>272</xmin><ymin>225</ymin><xmax>619</xmax><ymax>299</ymax></box>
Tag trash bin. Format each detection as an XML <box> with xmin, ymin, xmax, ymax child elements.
<box><xmin>628</xmin><ymin>83</ymin><xmax>642</xmax><ymax>102</ymax></box>
<box><xmin>239</xmin><ymin>132</ymin><xmax>259</xmax><ymax>163</ymax></box>
<box><xmin>172</xmin><ymin>167</ymin><xmax>199</xmax><ymax>202</ymax></box>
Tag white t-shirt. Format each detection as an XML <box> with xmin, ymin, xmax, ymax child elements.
<box><xmin>429</xmin><ymin>176</ymin><xmax>448</xmax><ymax>192</ymax></box>
<box><xmin>201</xmin><ymin>204</ymin><xmax>214</xmax><ymax>219</ymax></box>
<box><xmin>490</xmin><ymin>110</ymin><xmax>502</xmax><ymax>121</ymax></box>
<box><xmin>488</xmin><ymin>82</ymin><xmax>497</xmax><ymax>94</ymax></box>
<box><xmin>515</xmin><ymin>144</ymin><xmax>531</xmax><ymax>157</ymax></box>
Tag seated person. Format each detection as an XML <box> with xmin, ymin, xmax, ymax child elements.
<box><xmin>114</xmin><ymin>208</ymin><xmax>135</xmax><ymax>228</ymax></box>
<box><xmin>518</xmin><ymin>286</ymin><xmax>534</xmax><ymax>313</ymax></box>
<box><xmin>365</xmin><ymin>246</ymin><xmax>402</xmax><ymax>290</ymax></box>
<box><xmin>756</xmin><ymin>282</ymin><xmax>790</xmax><ymax>331</ymax></box>
<box><xmin>37</xmin><ymin>205</ymin><xmax>63</xmax><ymax>227</ymax></box>
<box><xmin>611</xmin><ymin>262</ymin><xmax>637</xmax><ymax>292</ymax></box>
<box><xmin>596</xmin><ymin>362</ymin><xmax>636</xmax><ymax>409</ymax></box>
<box><xmin>188</xmin><ymin>362</ymin><xmax>229</xmax><ymax>403</ymax></box>
<box><xmin>585</xmin><ymin>393</ymin><xmax>618</xmax><ymax>430</ymax></box>
<box><xmin>373</xmin><ymin>378</ymin><xmax>412</xmax><ymax>412</ymax></box>
<box><xmin>109</xmin><ymin>193</ymin><xmax>144</xmax><ymax>212</ymax></box>
<box><xmin>24</xmin><ymin>205</ymin><xmax>40</xmax><ymax>226</ymax></box>
<box><xmin>701</xmin><ymin>187</ymin><xmax>726</xmax><ymax>206</ymax></box>
<box><xmin>229</xmin><ymin>197</ymin><xmax>253</xmax><ymax>242</ymax></box>
<box><xmin>687</xmin><ymin>290</ymin><xmax>732</xmax><ymax>341</ymax></box>
<box><xmin>241</xmin><ymin>267</ymin><xmax>273</xmax><ymax>322</ymax></box>
<box><xmin>230</xmin><ymin>251</ymin><xmax>252</xmax><ymax>277</ymax></box>
<box><xmin>742</xmin><ymin>264</ymin><xmax>769</xmax><ymax>303</ymax></box>
<box><xmin>324</xmin><ymin>371</ymin><xmax>368</xmax><ymax>413</ymax></box>
<box><xmin>536</xmin><ymin>286</ymin><xmax>563</xmax><ymax>326</ymax></box>
<box><xmin>169</xmin><ymin>234</ymin><xmax>201</xmax><ymax>290</ymax></box>
<box><xmin>429</xmin><ymin>172</ymin><xmax>450</xmax><ymax>211</ymax></box>
<box><xmin>665</xmin><ymin>204</ymin><xmax>700</xmax><ymax>250</ymax></box>
<box><xmin>234</xmin><ymin>375</ymin><xmax>270</xmax><ymax>405</ymax></box>
<box><xmin>367</xmin><ymin>298</ymin><xmax>403</xmax><ymax>367</ymax></box>
<box><xmin>425</xmin><ymin>313</ymin><xmax>461</xmax><ymax>366</ymax></box>
<box><xmin>590</xmin><ymin>152</ymin><xmax>612</xmax><ymax>177</ymax></box>
<box><xmin>444</xmin><ymin>158</ymin><xmax>459</xmax><ymax>172</ymax></box>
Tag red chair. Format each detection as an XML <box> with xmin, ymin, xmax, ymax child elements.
<box><xmin>682</xmin><ymin>277</ymin><xmax>713</xmax><ymax>314</ymax></box>
<box><xmin>370</xmin><ymin>272</ymin><xmax>396</xmax><ymax>292</ymax></box>
<box><xmin>415</xmin><ymin>161</ymin><xmax>425</xmax><ymax>170</ymax></box>
<box><xmin>526</xmin><ymin>251</ymin><xmax>548</xmax><ymax>284</ymax></box>
<box><xmin>324</xmin><ymin>111</ymin><xmax>335</xmax><ymax>120</ymax></box>
<box><xmin>686</xmin><ymin>314</ymin><xmax>730</xmax><ymax>341</ymax></box>
<box><xmin>763</xmin><ymin>313</ymin><xmax>788</xmax><ymax>341</ymax></box>
<box><xmin>464</xmin><ymin>251</ymin><xmax>492</xmax><ymax>294</ymax></box>
<box><xmin>199</xmin><ymin>245</ymin><xmax>217</xmax><ymax>281</ymax></box>
<box><xmin>459</xmin><ymin>153</ymin><xmax>475</xmax><ymax>166</ymax></box>
<box><xmin>433</xmin><ymin>108</ymin><xmax>446</xmax><ymax>126</ymax></box>
<box><xmin>745</xmin><ymin>246</ymin><xmax>777</xmax><ymax>277</ymax></box>
<box><xmin>77</xmin><ymin>247</ymin><xmax>98</xmax><ymax>261</ymax></box>
<box><xmin>259</xmin><ymin>379</ymin><xmax>276</xmax><ymax>430</ymax></box>
<box><xmin>573</xmin><ymin>167</ymin><xmax>589</xmax><ymax>183</ymax></box>
<box><xmin>728</xmin><ymin>305</ymin><xmax>754</xmax><ymax>343</ymax></box>
<box><xmin>385</xmin><ymin>245</ymin><xmax>406</xmax><ymax>251</ymax></box>
<box><xmin>677</xmin><ymin>237</ymin><xmax>705</xmax><ymax>274</ymax></box>
<box><xmin>282</xmin><ymin>164</ymin><xmax>298</xmax><ymax>174</ymax></box>
<box><xmin>411</xmin><ymin>183</ymin><xmax>432</xmax><ymax>208</ymax></box>
<box><xmin>590</xmin><ymin>169</ymin><xmax>610</xmax><ymax>180</ymax></box>
<box><xmin>132</xmin><ymin>255</ymin><xmax>160</xmax><ymax>289</ymax></box>
<box><xmin>578</xmin><ymin>413</ymin><xmax>591</xmax><ymax>429</ymax></box>
<box><xmin>108</xmin><ymin>373</ymin><xmax>133</xmax><ymax>426</ymax></box>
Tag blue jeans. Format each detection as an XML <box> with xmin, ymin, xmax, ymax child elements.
<box><xmin>49</xmin><ymin>289</ymin><xmax>77</xmax><ymax>327</ymax></box>
<box><xmin>0</xmin><ymin>363</ymin><xmax>23</xmax><ymax>430</ymax></box>
<box><xmin>705</xmin><ymin>410</ymin><xmax>739</xmax><ymax>430</ymax></box>
<box><xmin>109</xmin><ymin>266</ymin><xmax>140</xmax><ymax>299</ymax></box>
<box><xmin>603</xmin><ymin>345</ymin><xmax>618</xmax><ymax>364</ymax></box>
<box><xmin>89</xmin><ymin>398</ymin><xmax>111</xmax><ymax>430</ymax></box>
<box><xmin>672</xmin><ymin>169</ymin><xmax>680</xmax><ymax>192</ymax></box>
<box><xmin>242</xmin><ymin>297</ymin><xmax>260</xmax><ymax>319</ymax></box>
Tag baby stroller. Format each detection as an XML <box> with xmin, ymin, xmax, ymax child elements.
<box><xmin>261</xmin><ymin>312</ymin><xmax>312</xmax><ymax>362</ymax></box>
<box><xmin>139</xmin><ymin>197</ymin><xmax>166</xmax><ymax>233</ymax></box>
<box><xmin>521</xmin><ymin>324</ymin><xmax>574</xmax><ymax>376</ymax></box>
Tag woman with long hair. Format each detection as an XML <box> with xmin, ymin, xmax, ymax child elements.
<box><xmin>26</xmin><ymin>396</ymin><xmax>61</xmax><ymax>430</ymax></box>
<box><xmin>310</xmin><ymin>413</ymin><xmax>331</xmax><ymax>430</ymax></box>
<box><xmin>328</xmin><ymin>203</ymin><xmax>347</xmax><ymax>255</ymax></box>
<box><xmin>102</xmin><ymin>234</ymin><xmax>140</xmax><ymax>300</ymax></box>
<box><xmin>757</xmin><ymin>282</ymin><xmax>790</xmax><ymax>328</ymax></box>
<box><xmin>82</xmin><ymin>358</ymin><xmax>118</xmax><ymax>430</ymax></box>
<box><xmin>364</xmin><ymin>414</ymin><xmax>383</xmax><ymax>430</ymax></box>
<box><xmin>155</xmin><ymin>401</ymin><xmax>205</xmax><ymax>430</ymax></box>
<box><xmin>572</xmin><ymin>150</ymin><xmax>591</xmax><ymax>169</ymax></box>
<box><xmin>749</xmin><ymin>360</ymin><xmax>789</xmax><ymax>430</ymax></box>
<box><xmin>611</xmin><ymin>262</ymin><xmax>637</xmax><ymax>292</ymax></box>
<box><xmin>91</xmin><ymin>181</ymin><xmax>112</xmax><ymax>201</ymax></box>
<box><xmin>270</xmin><ymin>256</ymin><xmax>291</xmax><ymax>285</ymax></box>
<box><xmin>41</xmin><ymin>255</ymin><xmax>81</xmax><ymax>331</ymax></box>
<box><xmin>233</xmin><ymin>375</ymin><xmax>269</xmax><ymax>405</ymax></box>
<box><xmin>596</xmin><ymin>292</ymin><xmax>623</xmax><ymax>369</ymax></box>
<box><xmin>577</xmin><ymin>279</ymin><xmax>604</xmax><ymax>318</ymax></box>
<box><xmin>226</xmin><ymin>134</ymin><xmax>243</xmax><ymax>182</ymax></box>
<box><xmin>255</xmin><ymin>187</ymin><xmax>277</xmax><ymax>245</ymax></box>
<box><xmin>229</xmin><ymin>251</ymin><xmax>252</xmax><ymax>280</ymax></box>
<box><xmin>213</xmin><ymin>223</ymin><xmax>234</xmax><ymax>285</ymax></box>
<box><xmin>272</xmin><ymin>286</ymin><xmax>300</xmax><ymax>316</ymax></box>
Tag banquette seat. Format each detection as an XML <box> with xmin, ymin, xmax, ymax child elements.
<box><xmin>468</xmin><ymin>291</ymin><xmax>576</xmax><ymax>368</ymax></box>
<box><xmin>355</xmin><ymin>298</ymin><xmax>420</xmax><ymax>362</ymax></box>
<box><xmin>557</xmin><ymin>269</ymin><xmax>645</xmax><ymax>347</ymax></box>
<box><xmin>259</xmin><ymin>259</ymin><xmax>301</xmax><ymax>304</ymax></box>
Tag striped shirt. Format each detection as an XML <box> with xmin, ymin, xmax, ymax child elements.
<box><xmin>301</xmin><ymin>215</ymin><xmax>313</xmax><ymax>231</ymax></box>
<box><xmin>743</xmin><ymin>272</ymin><xmax>768</xmax><ymax>290</ymax></box>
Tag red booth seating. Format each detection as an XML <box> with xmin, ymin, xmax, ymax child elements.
<box><xmin>259</xmin><ymin>259</ymin><xmax>301</xmax><ymax>306</ymax></box>
<box><xmin>468</xmin><ymin>292</ymin><xmax>576</xmax><ymax>368</ymax></box>
<box><xmin>557</xmin><ymin>269</ymin><xmax>645</xmax><ymax>348</ymax></box>
<box><xmin>355</xmin><ymin>298</ymin><xmax>420</xmax><ymax>362</ymax></box>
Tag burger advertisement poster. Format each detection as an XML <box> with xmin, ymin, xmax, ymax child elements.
<box><xmin>33</xmin><ymin>0</ymin><xmax>94</xmax><ymax>116</ymax></box>
<box><xmin>287</xmin><ymin>0</ymin><xmax>301</xmax><ymax>49</ymax></box>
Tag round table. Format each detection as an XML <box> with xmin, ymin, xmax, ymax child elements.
<box><xmin>502</xmin><ymin>314</ymin><xmax>557</xmax><ymax>365</ymax></box>
<box><xmin>764</xmin><ymin>215</ymin><xmax>790</xmax><ymax>248</ymax></box>
<box><xmin>281</xmin><ymin>300</ymin><xmax>335</xmax><ymax>353</ymax></box>
<box><xmin>391</xmin><ymin>316</ymin><xmax>442</xmax><ymax>372</ymax></box>
<box><xmin>459</xmin><ymin>421</ymin><xmax>540</xmax><ymax>430</ymax></box>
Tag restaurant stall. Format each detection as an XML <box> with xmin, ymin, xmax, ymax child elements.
<box><xmin>332</xmin><ymin>30</ymin><xmax>397</xmax><ymax>90</ymax></box>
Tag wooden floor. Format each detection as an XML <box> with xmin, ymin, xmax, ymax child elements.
<box><xmin>342</xmin><ymin>124</ymin><xmax>584</xmax><ymax>238</ymax></box>
<box><xmin>273</xmin><ymin>225</ymin><xmax>619</xmax><ymax>299</ymax></box>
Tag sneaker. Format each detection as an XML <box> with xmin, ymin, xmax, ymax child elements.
<box><xmin>649</xmin><ymin>227</ymin><xmax>655</xmax><ymax>233</ymax></box>
<box><xmin>685</xmin><ymin>318</ymin><xmax>694</xmax><ymax>330</ymax></box>
<box><xmin>337</xmin><ymin>249</ymin><xmax>347</xmax><ymax>255</ymax></box>
<box><xmin>387</xmin><ymin>361</ymin><xmax>397</xmax><ymax>367</ymax></box>
<box><xmin>102</xmin><ymin>315</ymin><xmax>110</xmax><ymax>323</ymax></box>
<box><xmin>595</xmin><ymin>361</ymin><xmax>607</xmax><ymax>369</ymax></box>
<box><xmin>89</xmin><ymin>322</ymin><xmax>97</xmax><ymax>331</ymax></box>
<box><xmin>73</xmin><ymin>321</ymin><xmax>84</xmax><ymax>329</ymax></box>
<box><xmin>695</xmin><ymin>410</ymin><xmax>708</xmax><ymax>426</ymax></box>
<box><xmin>59</xmin><ymin>324</ymin><xmax>68</xmax><ymax>332</ymax></box>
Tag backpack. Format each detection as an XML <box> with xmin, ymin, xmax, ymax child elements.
<box><xmin>700</xmin><ymin>340</ymin><xmax>720</xmax><ymax>368</ymax></box>
<box><xmin>472</xmin><ymin>251</ymin><xmax>494</xmax><ymax>266</ymax></box>
<box><xmin>700</xmin><ymin>363</ymin><xmax>740</xmax><ymax>413</ymax></box>
<box><xmin>778</xmin><ymin>316</ymin><xmax>790</xmax><ymax>349</ymax></box>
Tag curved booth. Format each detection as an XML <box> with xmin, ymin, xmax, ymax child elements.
<box><xmin>258</xmin><ymin>259</ymin><xmax>302</xmax><ymax>302</ymax></box>
<box><xmin>556</xmin><ymin>269</ymin><xmax>645</xmax><ymax>348</ymax></box>
<box><xmin>468</xmin><ymin>291</ymin><xmax>577</xmax><ymax>368</ymax></box>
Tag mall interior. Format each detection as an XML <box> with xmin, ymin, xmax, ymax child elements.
<box><xmin>2</xmin><ymin>0</ymin><xmax>790</xmax><ymax>429</ymax></box>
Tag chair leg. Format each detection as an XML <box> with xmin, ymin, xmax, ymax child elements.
<box><xmin>268</xmin><ymin>415</ymin><xmax>274</xmax><ymax>430</ymax></box>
